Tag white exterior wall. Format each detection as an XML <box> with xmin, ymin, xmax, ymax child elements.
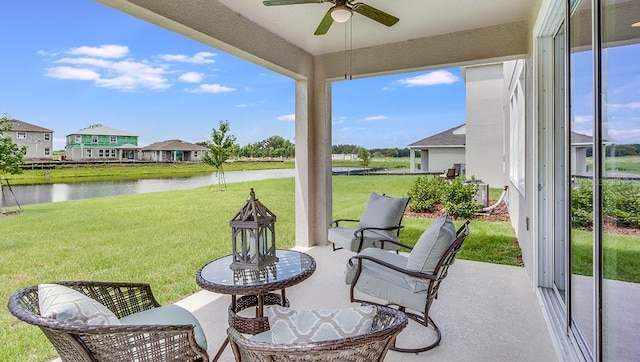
<box><xmin>428</xmin><ymin>147</ymin><xmax>465</xmax><ymax>173</ymax></box>
<box><xmin>572</xmin><ymin>146</ymin><xmax>588</xmax><ymax>175</ymax></box>
<box><xmin>11</xmin><ymin>131</ymin><xmax>53</xmax><ymax>160</ymax></box>
<box><xmin>465</xmin><ymin>63</ymin><xmax>507</xmax><ymax>188</ymax></box>
<box><xmin>503</xmin><ymin>58</ymin><xmax>535</xmax><ymax>280</ymax></box>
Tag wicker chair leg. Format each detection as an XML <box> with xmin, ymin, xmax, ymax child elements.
<box><xmin>390</xmin><ymin>308</ymin><xmax>441</xmax><ymax>353</ymax></box>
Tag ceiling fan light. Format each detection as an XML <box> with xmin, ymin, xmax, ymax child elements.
<box><xmin>331</xmin><ymin>5</ymin><xmax>352</xmax><ymax>23</ymax></box>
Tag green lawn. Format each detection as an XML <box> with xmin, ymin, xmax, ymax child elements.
<box><xmin>586</xmin><ymin>155</ymin><xmax>640</xmax><ymax>174</ymax></box>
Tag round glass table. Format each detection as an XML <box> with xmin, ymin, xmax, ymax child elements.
<box><xmin>196</xmin><ymin>249</ymin><xmax>316</xmax><ymax>361</ymax></box>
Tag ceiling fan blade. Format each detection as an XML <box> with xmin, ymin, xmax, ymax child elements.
<box><xmin>352</xmin><ymin>3</ymin><xmax>399</xmax><ymax>27</ymax></box>
<box><xmin>263</xmin><ymin>0</ymin><xmax>324</xmax><ymax>6</ymax></box>
<box><xmin>314</xmin><ymin>9</ymin><xmax>334</xmax><ymax>35</ymax></box>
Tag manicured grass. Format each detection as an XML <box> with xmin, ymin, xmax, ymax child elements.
<box><xmin>586</xmin><ymin>155</ymin><xmax>640</xmax><ymax>174</ymax></box>
<box><xmin>571</xmin><ymin>229</ymin><xmax>640</xmax><ymax>283</ymax></box>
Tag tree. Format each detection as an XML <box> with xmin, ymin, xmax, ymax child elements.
<box><xmin>201</xmin><ymin>120</ymin><xmax>237</xmax><ymax>190</ymax></box>
<box><xmin>0</xmin><ymin>114</ymin><xmax>26</xmax><ymax>209</ymax></box>
<box><xmin>357</xmin><ymin>147</ymin><xmax>371</xmax><ymax>168</ymax></box>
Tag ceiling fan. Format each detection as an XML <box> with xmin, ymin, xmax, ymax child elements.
<box><xmin>262</xmin><ymin>0</ymin><xmax>399</xmax><ymax>35</ymax></box>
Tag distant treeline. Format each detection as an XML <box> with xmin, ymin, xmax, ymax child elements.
<box><xmin>195</xmin><ymin>137</ymin><xmax>411</xmax><ymax>159</ymax></box>
<box><xmin>586</xmin><ymin>144</ymin><xmax>640</xmax><ymax>157</ymax></box>
<box><xmin>332</xmin><ymin>144</ymin><xmax>410</xmax><ymax>157</ymax></box>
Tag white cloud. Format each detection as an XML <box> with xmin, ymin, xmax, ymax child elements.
<box><xmin>45</xmin><ymin>66</ymin><xmax>100</xmax><ymax>80</ymax></box>
<box><xmin>46</xmin><ymin>58</ymin><xmax>170</xmax><ymax>91</ymax></box>
<box><xmin>57</xmin><ymin>57</ymin><xmax>112</xmax><ymax>68</ymax></box>
<box><xmin>66</xmin><ymin>45</ymin><xmax>129</xmax><ymax>58</ymax></box>
<box><xmin>188</xmin><ymin>83</ymin><xmax>235</xmax><ymax>93</ymax></box>
<box><xmin>157</xmin><ymin>52</ymin><xmax>216</xmax><ymax>64</ymax></box>
<box><xmin>236</xmin><ymin>101</ymin><xmax>264</xmax><ymax>108</ymax></box>
<box><xmin>41</xmin><ymin>45</ymin><xmax>223</xmax><ymax>92</ymax></box>
<box><xmin>609</xmin><ymin>102</ymin><xmax>640</xmax><ymax>110</ymax></box>
<box><xmin>277</xmin><ymin>114</ymin><xmax>295</xmax><ymax>121</ymax></box>
<box><xmin>607</xmin><ymin>128</ymin><xmax>640</xmax><ymax>143</ymax></box>
<box><xmin>573</xmin><ymin>115</ymin><xmax>593</xmax><ymax>124</ymax></box>
<box><xmin>363</xmin><ymin>116</ymin><xmax>388</xmax><ymax>121</ymax></box>
<box><xmin>397</xmin><ymin>70</ymin><xmax>460</xmax><ymax>87</ymax></box>
<box><xmin>179</xmin><ymin>72</ymin><xmax>204</xmax><ymax>83</ymax></box>
<box><xmin>332</xmin><ymin>119</ymin><xmax>345</xmax><ymax>125</ymax></box>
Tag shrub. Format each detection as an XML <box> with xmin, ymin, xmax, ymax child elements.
<box><xmin>441</xmin><ymin>178</ymin><xmax>480</xmax><ymax>219</ymax></box>
<box><xmin>604</xmin><ymin>180</ymin><xmax>640</xmax><ymax>228</ymax></box>
<box><xmin>571</xmin><ymin>179</ymin><xmax>593</xmax><ymax>228</ymax></box>
<box><xmin>407</xmin><ymin>176</ymin><xmax>446</xmax><ymax>212</ymax></box>
<box><xmin>571</xmin><ymin>178</ymin><xmax>640</xmax><ymax>229</ymax></box>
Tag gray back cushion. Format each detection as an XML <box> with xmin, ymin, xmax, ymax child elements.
<box><xmin>405</xmin><ymin>214</ymin><xmax>456</xmax><ymax>292</ymax></box>
<box><xmin>359</xmin><ymin>192</ymin><xmax>408</xmax><ymax>234</ymax></box>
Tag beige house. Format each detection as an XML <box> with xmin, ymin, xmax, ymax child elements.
<box><xmin>141</xmin><ymin>139</ymin><xmax>207</xmax><ymax>162</ymax></box>
<box><xmin>6</xmin><ymin>119</ymin><xmax>53</xmax><ymax>160</ymax></box>
<box><xmin>93</xmin><ymin>1</ymin><xmax>639</xmax><ymax>360</ymax></box>
<box><xmin>409</xmin><ymin>122</ymin><xmax>594</xmax><ymax>187</ymax></box>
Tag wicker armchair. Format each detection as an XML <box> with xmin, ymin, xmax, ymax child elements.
<box><xmin>7</xmin><ymin>281</ymin><xmax>209</xmax><ymax>362</ymax></box>
<box><xmin>227</xmin><ymin>305</ymin><xmax>407</xmax><ymax>361</ymax></box>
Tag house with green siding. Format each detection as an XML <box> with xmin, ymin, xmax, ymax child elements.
<box><xmin>65</xmin><ymin>124</ymin><xmax>140</xmax><ymax>161</ymax></box>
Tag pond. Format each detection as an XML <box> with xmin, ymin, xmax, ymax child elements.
<box><xmin>0</xmin><ymin>169</ymin><xmax>295</xmax><ymax>207</ymax></box>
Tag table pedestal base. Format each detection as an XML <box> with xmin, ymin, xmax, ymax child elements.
<box><xmin>229</xmin><ymin>293</ymin><xmax>290</xmax><ymax>334</ymax></box>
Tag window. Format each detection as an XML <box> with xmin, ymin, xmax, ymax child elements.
<box><xmin>86</xmin><ymin>149</ymin><xmax>92</xmax><ymax>158</ymax></box>
<box><xmin>44</xmin><ymin>148</ymin><xmax>50</xmax><ymax>156</ymax></box>
<box><xmin>509</xmin><ymin>66</ymin><xmax>526</xmax><ymax>194</ymax></box>
<box><xmin>44</xmin><ymin>133</ymin><xmax>51</xmax><ymax>141</ymax></box>
<box><xmin>111</xmin><ymin>149</ymin><xmax>116</xmax><ymax>157</ymax></box>
<box><xmin>17</xmin><ymin>132</ymin><xmax>26</xmax><ymax>139</ymax></box>
<box><xmin>110</xmin><ymin>136</ymin><xmax>117</xmax><ymax>143</ymax></box>
<box><xmin>99</xmin><ymin>150</ymin><xmax>104</xmax><ymax>157</ymax></box>
<box><xmin>194</xmin><ymin>151</ymin><xmax>198</xmax><ymax>158</ymax></box>
<box><xmin>92</xmin><ymin>136</ymin><xmax>98</xmax><ymax>143</ymax></box>
<box><xmin>75</xmin><ymin>135</ymin><xmax>82</xmax><ymax>143</ymax></box>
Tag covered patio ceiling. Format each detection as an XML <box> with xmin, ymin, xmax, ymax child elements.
<box><xmin>97</xmin><ymin>0</ymin><xmax>532</xmax><ymax>78</ymax></box>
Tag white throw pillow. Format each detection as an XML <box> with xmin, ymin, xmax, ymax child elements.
<box><xmin>405</xmin><ymin>214</ymin><xmax>456</xmax><ymax>292</ymax></box>
<box><xmin>266</xmin><ymin>305</ymin><xmax>375</xmax><ymax>344</ymax></box>
<box><xmin>38</xmin><ymin>284</ymin><xmax>120</xmax><ymax>326</ymax></box>
<box><xmin>359</xmin><ymin>192</ymin><xmax>408</xmax><ymax>234</ymax></box>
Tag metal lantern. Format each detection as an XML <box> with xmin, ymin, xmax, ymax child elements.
<box><xmin>229</xmin><ymin>188</ymin><xmax>278</xmax><ymax>270</ymax></box>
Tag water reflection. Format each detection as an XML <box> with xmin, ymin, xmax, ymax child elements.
<box><xmin>1</xmin><ymin>169</ymin><xmax>295</xmax><ymax>207</ymax></box>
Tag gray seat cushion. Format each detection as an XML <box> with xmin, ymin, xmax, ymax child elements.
<box><xmin>328</xmin><ymin>227</ymin><xmax>399</xmax><ymax>252</ymax></box>
<box><xmin>345</xmin><ymin>248</ymin><xmax>428</xmax><ymax>312</ymax></box>
<box><xmin>119</xmin><ymin>304</ymin><xmax>207</xmax><ymax>350</ymax></box>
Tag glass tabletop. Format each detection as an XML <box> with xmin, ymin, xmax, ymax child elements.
<box><xmin>196</xmin><ymin>249</ymin><xmax>316</xmax><ymax>294</ymax></box>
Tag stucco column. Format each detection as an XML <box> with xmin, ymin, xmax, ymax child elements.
<box><xmin>409</xmin><ymin>148</ymin><xmax>416</xmax><ymax>172</ymax></box>
<box><xmin>295</xmin><ymin>76</ymin><xmax>332</xmax><ymax>247</ymax></box>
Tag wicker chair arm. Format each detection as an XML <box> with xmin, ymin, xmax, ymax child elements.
<box><xmin>349</xmin><ymin>254</ymin><xmax>437</xmax><ymax>280</ymax></box>
<box><xmin>332</xmin><ymin>218</ymin><xmax>360</xmax><ymax>227</ymax></box>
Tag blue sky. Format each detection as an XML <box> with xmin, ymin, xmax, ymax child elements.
<box><xmin>1</xmin><ymin>1</ymin><xmax>637</xmax><ymax>152</ymax></box>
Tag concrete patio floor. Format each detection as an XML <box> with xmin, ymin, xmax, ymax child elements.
<box><xmin>177</xmin><ymin>245</ymin><xmax>558</xmax><ymax>362</ymax></box>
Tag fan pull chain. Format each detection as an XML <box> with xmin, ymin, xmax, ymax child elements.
<box><xmin>344</xmin><ymin>19</ymin><xmax>353</xmax><ymax>80</ymax></box>
<box><xmin>344</xmin><ymin>21</ymin><xmax>348</xmax><ymax>80</ymax></box>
